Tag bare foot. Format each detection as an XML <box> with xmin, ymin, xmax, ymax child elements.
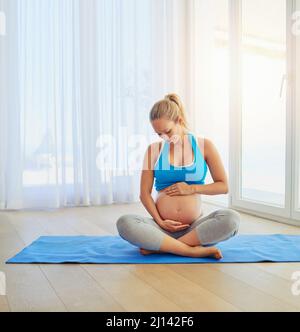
<box><xmin>191</xmin><ymin>246</ymin><xmax>223</xmax><ymax>260</ymax></box>
<box><xmin>139</xmin><ymin>246</ymin><xmax>223</xmax><ymax>260</ymax></box>
<box><xmin>139</xmin><ymin>248</ymin><xmax>163</xmax><ymax>255</ymax></box>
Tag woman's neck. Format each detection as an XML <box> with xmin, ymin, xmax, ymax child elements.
<box><xmin>170</xmin><ymin>128</ymin><xmax>189</xmax><ymax>147</ymax></box>
<box><xmin>178</xmin><ymin>127</ymin><xmax>189</xmax><ymax>140</ymax></box>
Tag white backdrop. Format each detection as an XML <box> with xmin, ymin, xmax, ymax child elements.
<box><xmin>0</xmin><ymin>0</ymin><xmax>218</xmax><ymax>210</ymax></box>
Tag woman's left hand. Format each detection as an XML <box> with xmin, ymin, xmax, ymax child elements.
<box><xmin>164</xmin><ymin>182</ymin><xmax>195</xmax><ymax>196</ymax></box>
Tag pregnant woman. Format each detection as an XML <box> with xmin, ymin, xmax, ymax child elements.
<box><xmin>116</xmin><ymin>93</ymin><xmax>240</xmax><ymax>259</ymax></box>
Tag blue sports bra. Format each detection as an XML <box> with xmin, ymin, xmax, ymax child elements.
<box><xmin>153</xmin><ymin>132</ymin><xmax>208</xmax><ymax>192</ymax></box>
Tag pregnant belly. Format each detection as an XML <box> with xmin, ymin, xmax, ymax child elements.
<box><xmin>155</xmin><ymin>191</ymin><xmax>203</xmax><ymax>224</ymax></box>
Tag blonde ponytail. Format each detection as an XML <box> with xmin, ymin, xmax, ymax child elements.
<box><xmin>149</xmin><ymin>93</ymin><xmax>190</xmax><ymax>130</ymax></box>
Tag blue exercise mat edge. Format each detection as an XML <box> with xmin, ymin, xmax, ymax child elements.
<box><xmin>5</xmin><ymin>234</ymin><xmax>300</xmax><ymax>264</ymax></box>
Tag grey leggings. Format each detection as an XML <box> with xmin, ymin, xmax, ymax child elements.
<box><xmin>116</xmin><ymin>208</ymin><xmax>241</xmax><ymax>251</ymax></box>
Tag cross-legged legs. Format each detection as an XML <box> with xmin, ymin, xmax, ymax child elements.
<box><xmin>116</xmin><ymin>214</ymin><xmax>207</xmax><ymax>258</ymax></box>
<box><xmin>116</xmin><ymin>209</ymin><xmax>240</xmax><ymax>258</ymax></box>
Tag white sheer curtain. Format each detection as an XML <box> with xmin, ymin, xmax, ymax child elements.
<box><xmin>0</xmin><ymin>0</ymin><xmax>218</xmax><ymax>210</ymax></box>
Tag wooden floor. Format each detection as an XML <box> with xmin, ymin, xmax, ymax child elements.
<box><xmin>0</xmin><ymin>202</ymin><xmax>300</xmax><ymax>312</ymax></box>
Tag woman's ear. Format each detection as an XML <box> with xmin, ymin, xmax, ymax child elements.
<box><xmin>176</xmin><ymin>117</ymin><xmax>183</xmax><ymax>126</ymax></box>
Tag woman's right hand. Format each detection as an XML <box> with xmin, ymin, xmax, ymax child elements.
<box><xmin>158</xmin><ymin>219</ymin><xmax>191</xmax><ymax>233</ymax></box>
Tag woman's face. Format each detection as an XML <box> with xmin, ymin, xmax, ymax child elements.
<box><xmin>151</xmin><ymin>118</ymin><xmax>184</xmax><ymax>144</ymax></box>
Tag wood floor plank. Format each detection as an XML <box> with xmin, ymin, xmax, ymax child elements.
<box><xmin>45</xmin><ymin>208</ymin><xmax>112</xmax><ymax>236</ymax></box>
<box><xmin>2</xmin><ymin>263</ymin><xmax>68</xmax><ymax>312</ymax></box>
<box><xmin>40</xmin><ymin>264</ymin><xmax>125</xmax><ymax>312</ymax></box>
<box><xmin>83</xmin><ymin>264</ymin><xmax>182</xmax><ymax>312</ymax></box>
<box><xmin>22</xmin><ymin>211</ymin><xmax>79</xmax><ymax>237</ymax></box>
<box><xmin>0</xmin><ymin>296</ymin><xmax>10</xmax><ymax>312</ymax></box>
<box><xmin>168</xmin><ymin>264</ymin><xmax>297</xmax><ymax>312</ymax></box>
<box><xmin>238</xmin><ymin>213</ymin><xmax>300</xmax><ymax>235</ymax></box>
<box><xmin>0</xmin><ymin>214</ymin><xmax>67</xmax><ymax>312</ymax></box>
<box><xmin>255</xmin><ymin>263</ymin><xmax>300</xmax><ymax>281</ymax></box>
<box><xmin>8</xmin><ymin>213</ymin><xmax>51</xmax><ymax>245</ymax></box>
<box><xmin>212</xmin><ymin>264</ymin><xmax>300</xmax><ymax>311</ymax></box>
<box><xmin>8</xmin><ymin>210</ymin><xmax>124</xmax><ymax>312</ymax></box>
<box><xmin>123</xmin><ymin>264</ymin><xmax>241</xmax><ymax>312</ymax></box>
<box><xmin>81</xmin><ymin>206</ymin><xmax>122</xmax><ymax>235</ymax></box>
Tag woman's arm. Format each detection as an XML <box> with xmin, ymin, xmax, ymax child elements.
<box><xmin>139</xmin><ymin>144</ymin><xmax>164</xmax><ymax>225</ymax></box>
<box><xmin>192</xmin><ymin>138</ymin><xmax>229</xmax><ymax>195</ymax></box>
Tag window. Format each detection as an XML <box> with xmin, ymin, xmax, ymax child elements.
<box><xmin>230</xmin><ymin>0</ymin><xmax>300</xmax><ymax>223</ymax></box>
<box><xmin>240</xmin><ymin>0</ymin><xmax>287</xmax><ymax>207</ymax></box>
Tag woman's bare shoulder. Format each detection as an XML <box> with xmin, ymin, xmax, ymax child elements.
<box><xmin>196</xmin><ymin>136</ymin><xmax>217</xmax><ymax>161</ymax></box>
<box><xmin>195</xmin><ymin>135</ymin><xmax>207</xmax><ymax>160</ymax></box>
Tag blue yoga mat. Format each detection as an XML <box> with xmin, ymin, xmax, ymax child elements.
<box><xmin>6</xmin><ymin>234</ymin><xmax>300</xmax><ymax>264</ymax></box>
